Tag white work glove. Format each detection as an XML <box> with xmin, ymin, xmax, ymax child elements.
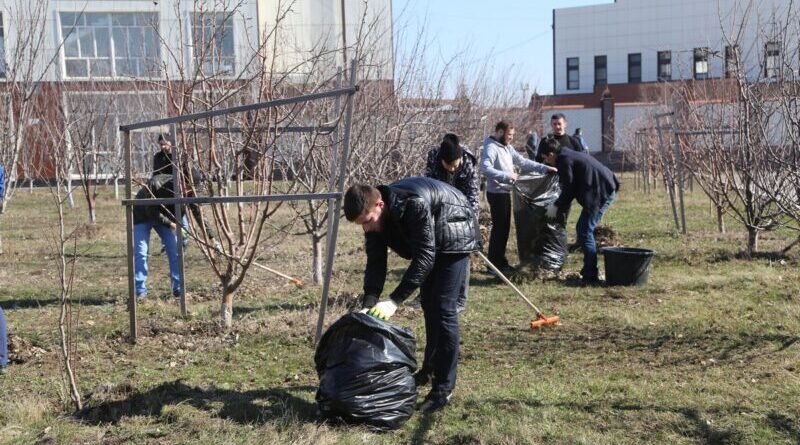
<box><xmin>545</xmin><ymin>203</ymin><xmax>558</xmax><ymax>220</ymax></box>
<box><xmin>367</xmin><ymin>300</ymin><xmax>398</xmax><ymax>320</ymax></box>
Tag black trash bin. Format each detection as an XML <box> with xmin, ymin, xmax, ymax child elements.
<box><xmin>601</xmin><ymin>247</ymin><xmax>655</xmax><ymax>286</ymax></box>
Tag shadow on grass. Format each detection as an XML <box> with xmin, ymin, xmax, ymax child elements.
<box><xmin>409</xmin><ymin>412</ymin><xmax>436</xmax><ymax>445</ymax></box>
<box><xmin>1</xmin><ymin>296</ymin><xmax>115</xmax><ymax>310</ymax></box>
<box><xmin>766</xmin><ymin>412</ymin><xmax>800</xmax><ymax>442</ymax></box>
<box><xmin>463</xmin><ymin>397</ymin><xmax>742</xmax><ymax>444</ymax></box>
<box><xmin>77</xmin><ymin>380</ymin><xmax>318</xmax><ymax>426</ymax></box>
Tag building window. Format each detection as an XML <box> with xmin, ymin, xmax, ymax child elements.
<box><xmin>764</xmin><ymin>41</ymin><xmax>780</xmax><ymax>78</ymax></box>
<box><xmin>566</xmin><ymin>57</ymin><xmax>579</xmax><ymax>90</ymax></box>
<box><xmin>725</xmin><ymin>45</ymin><xmax>740</xmax><ymax>78</ymax></box>
<box><xmin>657</xmin><ymin>51</ymin><xmax>671</xmax><ymax>81</ymax></box>
<box><xmin>192</xmin><ymin>13</ymin><xmax>236</xmax><ymax>76</ymax></box>
<box><xmin>60</xmin><ymin>12</ymin><xmax>161</xmax><ymax>78</ymax></box>
<box><xmin>693</xmin><ymin>47</ymin><xmax>709</xmax><ymax>80</ymax></box>
<box><xmin>0</xmin><ymin>15</ymin><xmax>6</xmax><ymax>78</ymax></box>
<box><xmin>594</xmin><ymin>55</ymin><xmax>607</xmax><ymax>86</ymax></box>
<box><xmin>65</xmin><ymin>92</ymin><xmax>166</xmax><ymax>178</ymax></box>
<box><xmin>628</xmin><ymin>53</ymin><xmax>641</xmax><ymax>83</ymax></box>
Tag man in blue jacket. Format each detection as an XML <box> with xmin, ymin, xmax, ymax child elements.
<box><xmin>538</xmin><ymin>137</ymin><xmax>619</xmax><ymax>284</ymax></box>
<box><xmin>344</xmin><ymin>177</ymin><xmax>478</xmax><ymax>413</ymax></box>
<box><xmin>480</xmin><ymin>120</ymin><xmax>556</xmax><ymax>274</ymax></box>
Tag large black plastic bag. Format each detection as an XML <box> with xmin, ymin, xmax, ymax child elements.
<box><xmin>314</xmin><ymin>312</ymin><xmax>418</xmax><ymax>431</ymax></box>
<box><xmin>513</xmin><ymin>173</ymin><xmax>569</xmax><ymax>271</ymax></box>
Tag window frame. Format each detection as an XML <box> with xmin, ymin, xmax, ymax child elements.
<box><xmin>594</xmin><ymin>55</ymin><xmax>607</xmax><ymax>87</ymax></box>
<box><xmin>566</xmin><ymin>57</ymin><xmax>580</xmax><ymax>90</ymax></box>
<box><xmin>764</xmin><ymin>41</ymin><xmax>780</xmax><ymax>79</ymax></box>
<box><xmin>58</xmin><ymin>11</ymin><xmax>162</xmax><ymax>80</ymax></box>
<box><xmin>628</xmin><ymin>53</ymin><xmax>642</xmax><ymax>83</ymax></box>
<box><xmin>191</xmin><ymin>11</ymin><xmax>237</xmax><ymax>77</ymax></box>
<box><xmin>693</xmin><ymin>47</ymin><xmax>709</xmax><ymax>80</ymax></box>
<box><xmin>657</xmin><ymin>50</ymin><xmax>672</xmax><ymax>81</ymax></box>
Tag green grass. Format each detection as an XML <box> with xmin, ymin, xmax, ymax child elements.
<box><xmin>1</xmin><ymin>178</ymin><xmax>799</xmax><ymax>444</ymax></box>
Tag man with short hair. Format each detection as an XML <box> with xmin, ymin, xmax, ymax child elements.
<box><xmin>424</xmin><ymin>133</ymin><xmax>479</xmax><ymax>314</ymax></box>
<box><xmin>344</xmin><ymin>177</ymin><xmax>478</xmax><ymax>413</ymax></box>
<box><xmin>480</xmin><ymin>120</ymin><xmax>556</xmax><ymax>274</ymax></box>
<box><xmin>539</xmin><ymin>138</ymin><xmax>619</xmax><ymax>284</ymax></box>
<box><xmin>537</xmin><ymin>113</ymin><xmax>586</xmax><ymax>158</ymax></box>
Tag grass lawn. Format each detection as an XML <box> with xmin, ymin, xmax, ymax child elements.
<box><xmin>1</xmin><ymin>177</ymin><xmax>799</xmax><ymax>444</ymax></box>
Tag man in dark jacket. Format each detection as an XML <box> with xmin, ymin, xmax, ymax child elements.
<box><xmin>344</xmin><ymin>177</ymin><xmax>478</xmax><ymax>413</ymax></box>
<box><xmin>133</xmin><ymin>174</ymin><xmax>182</xmax><ymax>299</ymax></box>
<box><xmin>539</xmin><ymin>138</ymin><xmax>619</xmax><ymax>284</ymax></box>
<box><xmin>424</xmin><ymin>133</ymin><xmax>479</xmax><ymax>313</ymax></box>
<box><xmin>536</xmin><ymin>113</ymin><xmax>586</xmax><ymax>160</ymax></box>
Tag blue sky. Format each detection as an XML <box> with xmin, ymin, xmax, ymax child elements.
<box><xmin>392</xmin><ymin>0</ymin><xmax>612</xmax><ymax>96</ymax></box>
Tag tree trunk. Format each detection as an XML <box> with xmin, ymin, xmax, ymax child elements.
<box><xmin>88</xmin><ymin>205</ymin><xmax>96</xmax><ymax>225</ymax></box>
<box><xmin>311</xmin><ymin>233</ymin><xmax>323</xmax><ymax>285</ymax></box>
<box><xmin>716</xmin><ymin>206</ymin><xmax>726</xmax><ymax>234</ymax></box>
<box><xmin>746</xmin><ymin>227</ymin><xmax>759</xmax><ymax>257</ymax></box>
<box><xmin>220</xmin><ymin>289</ymin><xmax>234</xmax><ymax>328</ymax></box>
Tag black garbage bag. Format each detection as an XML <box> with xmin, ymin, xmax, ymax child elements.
<box><xmin>314</xmin><ymin>312</ymin><xmax>417</xmax><ymax>431</ymax></box>
<box><xmin>513</xmin><ymin>173</ymin><xmax>569</xmax><ymax>271</ymax></box>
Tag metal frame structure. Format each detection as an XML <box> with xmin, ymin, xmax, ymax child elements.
<box><xmin>120</xmin><ymin>62</ymin><xmax>359</xmax><ymax>343</ymax></box>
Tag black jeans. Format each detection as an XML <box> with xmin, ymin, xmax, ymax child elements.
<box><xmin>486</xmin><ymin>192</ymin><xmax>512</xmax><ymax>268</ymax></box>
<box><xmin>419</xmin><ymin>253</ymin><xmax>468</xmax><ymax>394</ymax></box>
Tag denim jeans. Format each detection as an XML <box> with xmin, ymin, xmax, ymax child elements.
<box><xmin>134</xmin><ymin>222</ymin><xmax>182</xmax><ymax>296</ymax></box>
<box><xmin>419</xmin><ymin>253</ymin><xmax>468</xmax><ymax>394</ymax></box>
<box><xmin>576</xmin><ymin>192</ymin><xmax>616</xmax><ymax>281</ymax></box>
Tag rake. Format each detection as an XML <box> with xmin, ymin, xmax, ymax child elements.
<box><xmin>476</xmin><ymin>251</ymin><xmax>560</xmax><ymax>330</ymax></box>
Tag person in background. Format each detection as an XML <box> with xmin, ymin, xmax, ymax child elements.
<box><xmin>525</xmin><ymin>131</ymin><xmax>540</xmax><ymax>159</ymax></box>
<box><xmin>344</xmin><ymin>177</ymin><xmax>478</xmax><ymax>413</ymax></box>
<box><xmin>153</xmin><ymin>134</ymin><xmax>174</xmax><ymax>177</ymax></box>
<box><xmin>424</xmin><ymin>133</ymin><xmax>479</xmax><ymax>314</ymax></box>
<box><xmin>537</xmin><ymin>113</ymin><xmax>586</xmax><ymax>159</ymax></box>
<box><xmin>133</xmin><ymin>175</ymin><xmax>183</xmax><ymax>300</ymax></box>
<box><xmin>574</xmin><ymin>127</ymin><xmax>589</xmax><ymax>153</ymax></box>
<box><xmin>480</xmin><ymin>120</ymin><xmax>556</xmax><ymax>275</ymax></box>
<box><xmin>539</xmin><ymin>137</ymin><xmax>619</xmax><ymax>284</ymax></box>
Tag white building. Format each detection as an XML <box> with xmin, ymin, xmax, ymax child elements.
<box><xmin>542</xmin><ymin>0</ymin><xmax>798</xmax><ymax>153</ymax></box>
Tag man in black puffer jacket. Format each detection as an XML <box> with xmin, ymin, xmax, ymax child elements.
<box><xmin>344</xmin><ymin>177</ymin><xmax>478</xmax><ymax>413</ymax></box>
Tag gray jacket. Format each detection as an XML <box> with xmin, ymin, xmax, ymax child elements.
<box><xmin>480</xmin><ymin>136</ymin><xmax>551</xmax><ymax>194</ymax></box>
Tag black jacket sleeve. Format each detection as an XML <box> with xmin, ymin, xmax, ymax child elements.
<box><xmin>555</xmin><ymin>155</ymin><xmax>577</xmax><ymax>210</ymax></box>
<box><xmin>363</xmin><ymin>232</ymin><xmax>388</xmax><ymax>298</ymax></box>
<box><xmin>389</xmin><ymin>198</ymin><xmax>436</xmax><ymax>304</ymax></box>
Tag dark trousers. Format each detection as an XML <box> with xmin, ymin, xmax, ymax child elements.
<box><xmin>0</xmin><ymin>306</ymin><xmax>8</xmax><ymax>368</ymax></box>
<box><xmin>420</xmin><ymin>253</ymin><xmax>468</xmax><ymax>394</ymax></box>
<box><xmin>576</xmin><ymin>192</ymin><xmax>616</xmax><ymax>280</ymax></box>
<box><xmin>486</xmin><ymin>192</ymin><xmax>512</xmax><ymax>268</ymax></box>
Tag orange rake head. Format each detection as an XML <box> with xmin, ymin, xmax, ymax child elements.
<box><xmin>530</xmin><ymin>313</ymin><xmax>560</xmax><ymax>330</ymax></box>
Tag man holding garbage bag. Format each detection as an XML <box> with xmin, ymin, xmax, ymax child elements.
<box><xmin>538</xmin><ymin>137</ymin><xmax>619</xmax><ymax>285</ymax></box>
<box><xmin>344</xmin><ymin>177</ymin><xmax>478</xmax><ymax>413</ymax></box>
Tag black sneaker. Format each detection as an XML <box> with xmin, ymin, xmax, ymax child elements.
<box><xmin>414</xmin><ymin>371</ymin><xmax>431</xmax><ymax>387</ymax></box>
<box><xmin>419</xmin><ymin>391</ymin><xmax>452</xmax><ymax>413</ymax></box>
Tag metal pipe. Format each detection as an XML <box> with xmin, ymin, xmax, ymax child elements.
<box><xmin>121</xmin><ymin>192</ymin><xmax>342</xmax><ymax>207</ymax></box>
<box><xmin>123</xmin><ymin>130</ymin><xmax>137</xmax><ymax>343</ymax></box>
<box><xmin>120</xmin><ymin>87</ymin><xmax>358</xmax><ymax>131</ymax></box>
<box><xmin>315</xmin><ymin>59</ymin><xmax>358</xmax><ymax>344</ymax></box>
